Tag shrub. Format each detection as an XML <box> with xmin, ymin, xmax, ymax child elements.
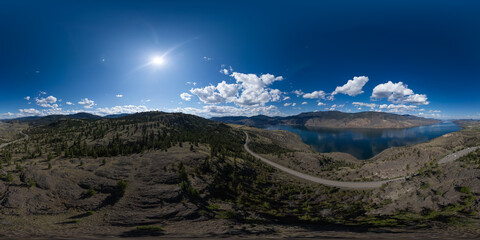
<box><xmin>459</xmin><ymin>186</ymin><xmax>471</xmax><ymax>195</ymax></box>
<box><xmin>84</xmin><ymin>187</ymin><xmax>97</xmax><ymax>198</ymax></box>
<box><xmin>116</xmin><ymin>179</ymin><xmax>128</xmax><ymax>196</ymax></box>
<box><xmin>5</xmin><ymin>172</ymin><xmax>13</xmax><ymax>182</ymax></box>
<box><xmin>27</xmin><ymin>178</ymin><xmax>36</xmax><ymax>188</ymax></box>
<box><xmin>217</xmin><ymin>210</ymin><xmax>237</xmax><ymax>219</ymax></box>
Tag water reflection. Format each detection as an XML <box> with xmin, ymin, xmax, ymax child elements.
<box><xmin>264</xmin><ymin>122</ymin><xmax>460</xmax><ymax>160</ymax></box>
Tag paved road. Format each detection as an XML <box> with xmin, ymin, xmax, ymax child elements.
<box><xmin>0</xmin><ymin>132</ymin><xmax>28</xmax><ymax>149</ymax></box>
<box><xmin>244</xmin><ymin>132</ymin><xmax>403</xmax><ymax>189</ymax></box>
<box><xmin>438</xmin><ymin>146</ymin><xmax>480</xmax><ymax>164</ymax></box>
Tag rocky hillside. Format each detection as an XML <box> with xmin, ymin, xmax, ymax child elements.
<box><xmin>0</xmin><ymin>112</ymin><xmax>479</xmax><ymax>238</ymax></box>
<box><xmin>212</xmin><ymin>111</ymin><xmax>440</xmax><ymax>129</ymax></box>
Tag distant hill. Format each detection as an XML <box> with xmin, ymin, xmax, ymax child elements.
<box><xmin>212</xmin><ymin>111</ymin><xmax>441</xmax><ymax>129</ymax></box>
<box><xmin>3</xmin><ymin>112</ymin><xmax>103</xmax><ymax>125</ymax></box>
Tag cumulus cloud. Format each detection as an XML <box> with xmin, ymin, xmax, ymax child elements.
<box><xmin>283</xmin><ymin>96</ymin><xmax>291</xmax><ymax>101</ymax></box>
<box><xmin>317</xmin><ymin>102</ymin><xmax>326</xmax><ymax>106</ymax></box>
<box><xmin>19</xmin><ymin>108</ymin><xmax>42</xmax><ymax>115</ymax></box>
<box><xmin>293</xmin><ymin>90</ymin><xmax>304</xmax><ymax>97</ymax></box>
<box><xmin>302</xmin><ymin>102</ymin><xmax>308</xmax><ymax>105</ymax></box>
<box><xmin>24</xmin><ymin>96</ymin><xmax>30</xmax><ymax>100</ymax></box>
<box><xmin>66</xmin><ymin>102</ymin><xmax>74</xmax><ymax>105</ymax></box>
<box><xmin>35</xmin><ymin>96</ymin><xmax>58</xmax><ymax>108</ymax></box>
<box><xmin>352</xmin><ymin>102</ymin><xmax>377</xmax><ymax>109</ymax></box>
<box><xmin>231</xmin><ymin>72</ymin><xmax>283</xmax><ymax>106</ymax></box>
<box><xmin>219</xmin><ymin>65</ymin><xmax>233</xmax><ymax>75</ymax></box>
<box><xmin>190</xmin><ymin>82</ymin><xmax>239</xmax><ymax>104</ymax></box>
<box><xmin>379</xmin><ymin>104</ymin><xmax>418</xmax><ymax>113</ymax></box>
<box><xmin>189</xmin><ymin>72</ymin><xmax>283</xmax><ymax>107</ymax></box>
<box><xmin>303</xmin><ymin>90</ymin><xmax>326</xmax><ymax>99</ymax></box>
<box><xmin>371</xmin><ymin>81</ymin><xmax>429</xmax><ymax>105</ymax></box>
<box><xmin>116</xmin><ymin>94</ymin><xmax>123</xmax><ymax>98</ymax></box>
<box><xmin>328</xmin><ymin>104</ymin><xmax>345</xmax><ymax>111</ymax></box>
<box><xmin>180</xmin><ymin>92</ymin><xmax>193</xmax><ymax>101</ymax></box>
<box><xmin>78</xmin><ymin>98</ymin><xmax>96</xmax><ymax>108</ymax></box>
<box><xmin>173</xmin><ymin>105</ymin><xmax>280</xmax><ymax>118</ymax></box>
<box><xmin>330</xmin><ymin>76</ymin><xmax>369</xmax><ymax>100</ymax></box>
<box><xmin>292</xmin><ymin>103</ymin><xmax>296</xmax><ymax>107</ymax></box>
<box><xmin>94</xmin><ymin>105</ymin><xmax>149</xmax><ymax>115</ymax></box>
<box><xmin>284</xmin><ymin>103</ymin><xmax>291</xmax><ymax>107</ymax></box>
<box><xmin>220</xmin><ymin>69</ymin><xmax>229</xmax><ymax>75</ymax></box>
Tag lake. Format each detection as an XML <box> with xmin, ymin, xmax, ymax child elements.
<box><xmin>264</xmin><ymin>121</ymin><xmax>461</xmax><ymax>160</ymax></box>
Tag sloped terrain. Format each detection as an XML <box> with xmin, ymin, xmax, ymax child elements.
<box><xmin>0</xmin><ymin>112</ymin><xmax>479</xmax><ymax>238</ymax></box>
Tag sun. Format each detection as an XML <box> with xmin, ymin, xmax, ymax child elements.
<box><xmin>151</xmin><ymin>56</ymin><xmax>165</xmax><ymax>65</ymax></box>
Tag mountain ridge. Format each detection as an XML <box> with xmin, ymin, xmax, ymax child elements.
<box><xmin>212</xmin><ymin>111</ymin><xmax>440</xmax><ymax>129</ymax></box>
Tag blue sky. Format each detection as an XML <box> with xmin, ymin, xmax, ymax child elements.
<box><xmin>1</xmin><ymin>0</ymin><xmax>479</xmax><ymax>119</ymax></box>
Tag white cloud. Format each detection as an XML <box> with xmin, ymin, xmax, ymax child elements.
<box><xmin>186</xmin><ymin>81</ymin><xmax>197</xmax><ymax>86</ymax></box>
<box><xmin>292</xmin><ymin>103</ymin><xmax>296</xmax><ymax>107</ymax></box>
<box><xmin>429</xmin><ymin>110</ymin><xmax>441</xmax><ymax>113</ymax></box>
<box><xmin>39</xmin><ymin>91</ymin><xmax>46</xmax><ymax>95</ymax></box>
<box><xmin>19</xmin><ymin>108</ymin><xmax>42</xmax><ymax>115</ymax></box>
<box><xmin>180</xmin><ymin>92</ymin><xmax>193</xmax><ymax>101</ymax></box>
<box><xmin>371</xmin><ymin>81</ymin><xmax>429</xmax><ymax>105</ymax></box>
<box><xmin>219</xmin><ymin>65</ymin><xmax>233</xmax><ymax>75</ymax></box>
<box><xmin>78</xmin><ymin>98</ymin><xmax>96</xmax><ymax>108</ymax></box>
<box><xmin>94</xmin><ymin>105</ymin><xmax>149</xmax><ymax>116</ymax></box>
<box><xmin>328</xmin><ymin>104</ymin><xmax>344</xmax><ymax>111</ymax></box>
<box><xmin>35</xmin><ymin>96</ymin><xmax>58</xmax><ymax>108</ymax></box>
<box><xmin>173</xmin><ymin>105</ymin><xmax>280</xmax><ymax>118</ymax></box>
<box><xmin>190</xmin><ymin>81</ymin><xmax>239</xmax><ymax>104</ymax></box>
<box><xmin>317</xmin><ymin>102</ymin><xmax>326</xmax><ymax>106</ymax></box>
<box><xmin>302</xmin><ymin>102</ymin><xmax>308</xmax><ymax>105</ymax></box>
<box><xmin>379</xmin><ymin>104</ymin><xmax>418</xmax><ymax>113</ymax></box>
<box><xmin>24</xmin><ymin>96</ymin><xmax>30</xmax><ymax>100</ymax></box>
<box><xmin>330</xmin><ymin>76</ymin><xmax>369</xmax><ymax>100</ymax></box>
<box><xmin>203</xmin><ymin>56</ymin><xmax>212</xmax><ymax>61</ymax></box>
<box><xmin>190</xmin><ymin>72</ymin><xmax>283</xmax><ymax>107</ymax></box>
<box><xmin>220</xmin><ymin>69</ymin><xmax>229</xmax><ymax>75</ymax></box>
<box><xmin>284</xmin><ymin>103</ymin><xmax>291</xmax><ymax>107</ymax></box>
<box><xmin>293</xmin><ymin>90</ymin><xmax>304</xmax><ymax>97</ymax></box>
<box><xmin>66</xmin><ymin>102</ymin><xmax>74</xmax><ymax>105</ymax></box>
<box><xmin>231</xmin><ymin>72</ymin><xmax>283</xmax><ymax>106</ymax></box>
<box><xmin>303</xmin><ymin>90</ymin><xmax>326</xmax><ymax>99</ymax></box>
<box><xmin>283</xmin><ymin>96</ymin><xmax>291</xmax><ymax>101</ymax></box>
<box><xmin>352</xmin><ymin>102</ymin><xmax>377</xmax><ymax>109</ymax></box>
<box><xmin>116</xmin><ymin>94</ymin><xmax>123</xmax><ymax>98</ymax></box>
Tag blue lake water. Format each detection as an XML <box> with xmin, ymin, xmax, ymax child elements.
<box><xmin>264</xmin><ymin>122</ymin><xmax>461</xmax><ymax>160</ymax></box>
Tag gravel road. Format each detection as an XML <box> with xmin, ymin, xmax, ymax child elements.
<box><xmin>244</xmin><ymin>132</ymin><xmax>403</xmax><ymax>189</ymax></box>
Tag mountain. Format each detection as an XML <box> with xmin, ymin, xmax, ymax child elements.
<box><xmin>212</xmin><ymin>111</ymin><xmax>441</xmax><ymax>128</ymax></box>
<box><xmin>4</xmin><ymin>112</ymin><xmax>102</xmax><ymax>125</ymax></box>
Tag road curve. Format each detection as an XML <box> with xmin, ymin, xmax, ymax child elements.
<box><xmin>438</xmin><ymin>146</ymin><xmax>480</xmax><ymax>164</ymax></box>
<box><xmin>244</xmin><ymin>132</ymin><xmax>403</xmax><ymax>189</ymax></box>
<box><xmin>0</xmin><ymin>132</ymin><xmax>28</xmax><ymax>149</ymax></box>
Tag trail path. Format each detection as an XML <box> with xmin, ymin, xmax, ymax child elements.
<box><xmin>438</xmin><ymin>146</ymin><xmax>480</xmax><ymax>164</ymax></box>
<box><xmin>244</xmin><ymin>132</ymin><xmax>480</xmax><ymax>189</ymax></box>
<box><xmin>244</xmin><ymin>132</ymin><xmax>403</xmax><ymax>189</ymax></box>
<box><xmin>0</xmin><ymin>132</ymin><xmax>28</xmax><ymax>149</ymax></box>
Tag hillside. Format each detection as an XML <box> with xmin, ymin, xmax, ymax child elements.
<box><xmin>212</xmin><ymin>111</ymin><xmax>440</xmax><ymax>129</ymax></box>
<box><xmin>0</xmin><ymin>112</ymin><xmax>479</xmax><ymax>238</ymax></box>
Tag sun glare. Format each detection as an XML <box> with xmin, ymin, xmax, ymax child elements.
<box><xmin>151</xmin><ymin>56</ymin><xmax>165</xmax><ymax>65</ymax></box>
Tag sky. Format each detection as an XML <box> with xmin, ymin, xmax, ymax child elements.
<box><xmin>1</xmin><ymin>0</ymin><xmax>479</xmax><ymax>119</ymax></box>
